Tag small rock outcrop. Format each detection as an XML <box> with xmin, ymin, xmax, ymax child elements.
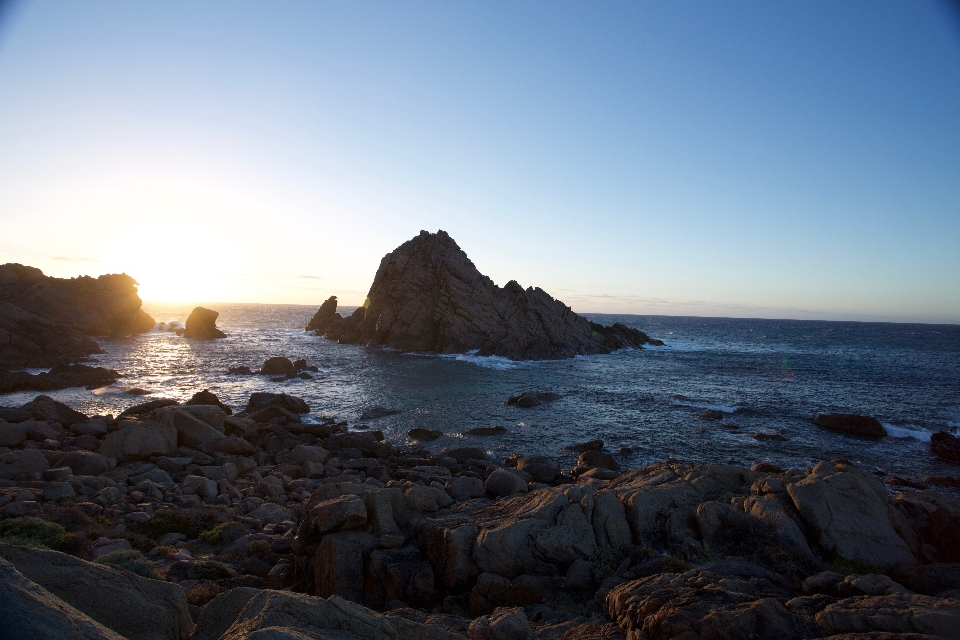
<box><xmin>931</xmin><ymin>431</ymin><xmax>960</xmax><ymax>462</ymax></box>
<box><xmin>0</xmin><ymin>263</ymin><xmax>154</xmax><ymax>370</ymax></box>
<box><xmin>307</xmin><ymin>231</ymin><xmax>661</xmax><ymax>360</ymax></box>
<box><xmin>814</xmin><ymin>413</ymin><xmax>886</xmax><ymax>438</ymax></box>
<box><xmin>181</xmin><ymin>307</ymin><xmax>226</xmax><ymax>339</ymax></box>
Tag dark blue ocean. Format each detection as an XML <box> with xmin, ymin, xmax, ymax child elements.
<box><xmin>6</xmin><ymin>304</ymin><xmax>960</xmax><ymax>479</ymax></box>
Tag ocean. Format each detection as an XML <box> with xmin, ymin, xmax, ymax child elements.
<box><xmin>5</xmin><ymin>303</ymin><xmax>960</xmax><ymax>479</ymax></box>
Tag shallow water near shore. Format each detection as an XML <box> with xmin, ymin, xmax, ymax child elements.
<box><xmin>4</xmin><ymin>303</ymin><xmax>960</xmax><ymax>479</ymax></box>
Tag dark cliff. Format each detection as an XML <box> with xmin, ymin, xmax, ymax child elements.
<box><xmin>0</xmin><ymin>263</ymin><xmax>155</xmax><ymax>369</ymax></box>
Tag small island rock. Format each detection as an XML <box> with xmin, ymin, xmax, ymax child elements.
<box><xmin>181</xmin><ymin>307</ymin><xmax>226</xmax><ymax>339</ymax></box>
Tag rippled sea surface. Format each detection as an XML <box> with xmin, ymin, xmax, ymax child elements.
<box><xmin>5</xmin><ymin>303</ymin><xmax>960</xmax><ymax>477</ymax></box>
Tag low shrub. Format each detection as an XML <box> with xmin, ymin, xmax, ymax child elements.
<box><xmin>199</xmin><ymin>521</ymin><xmax>247</xmax><ymax>545</ymax></box>
<box><xmin>247</xmin><ymin>539</ymin><xmax>271</xmax><ymax>559</ymax></box>
<box><xmin>196</xmin><ymin>559</ymin><xmax>235</xmax><ymax>580</ymax></box>
<box><xmin>185</xmin><ymin>581</ymin><xmax>221</xmax><ymax>607</ymax></box>
<box><xmin>96</xmin><ymin>549</ymin><xmax>158</xmax><ymax>579</ymax></box>
<box><xmin>128</xmin><ymin>507</ymin><xmax>226</xmax><ymax>541</ymax></box>
<box><xmin>0</xmin><ymin>516</ymin><xmax>67</xmax><ymax>549</ymax></box>
<box><xmin>827</xmin><ymin>551</ymin><xmax>885</xmax><ymax>576</ymax></box>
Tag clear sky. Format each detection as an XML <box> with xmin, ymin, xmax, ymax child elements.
<box><xmin>1</xmin><ymin>1</ymin><xmax>958</xmax><ymax>323</ymax></box>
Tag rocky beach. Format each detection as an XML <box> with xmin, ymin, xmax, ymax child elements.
<box><xmin>2</xmin><ymin>232</ymin><xmax>960</xmax><ymax>639</ymax></box>
<box><xmin>1</xmin><ymin>388</ymin><xmax>960</xmax><ymax>640</ymax></box>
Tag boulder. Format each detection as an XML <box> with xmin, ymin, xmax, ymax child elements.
<box><xmin>183</xmin><ymin>389</ymin><xmax>232</xmax><ymax>415</ymax></box>
<box><xmin>175</xmin><ymin>405</ymin><xmax>226</xmax><ymax>431</ymax></box>
<box><xmin>787</xmin><ymin>461</ymin><xmax>918</xmax><ymax>568</ymax></box>
<box><xmin>157</xmin><ymin>408</ymin><xmax>225</xmax><ymax>448</ymax></box>
<box><xmin>0</xmin><ymin>543</ymin><xmax>192</xmax><ymax>640</ymax></box>
<box><xmin>446</xmin><ymin>476</ymin><xmax>486</xmax><ymax>500</ymax></box>
<box><xmin>71</xmin><ymin>420</ymin><xmax>109</xmax><ymax>437</ymax></box>
<box><xmin>578</xmin><ymin>450</ymin><xmax>621</xmax><ymax>471</ymax></box>
<box><xmin>56</xmin><ymin>451</ymin><xmax>111</xmax><ymax>477</ymax></box>
<box><xmin>814</xmin><ymin>413</ymin><xmax>886</xmax><ymax>438</ymax></box>
<box><xmin>0</xmin><ymin>420</ymin><xmax>27</xmax><ymax>446</ymax></box>
<box><xmin>517</xmin><ymin>456</ymin><xmax>561</xmax><ymax>483</ymax></box>
<box><xmin>314</xmin><ymin>530</ymin><xmax>378</xmax><ymax>601</ymax></box>
<box><xmin>191</xmin><ymin>587</ymin><xmax>260</xmax><ymax>640</ymax></box>
<box><xmin>201</xmin><ymin>436</ymin><xmax>256</xmax><ymax>456</ymax></box>
<box><xmin>99</xmin><ymin>421</ymin><xmax>177</xmax><ymax>461</ymax></box>
<box><xmin>117</xmin><ymin>398</ymin><xmax>178</xmax><ymax>419</ymax></box>
<box><xmin>181</xmin><ymin>307</ymin><xmax>225</xmax><ymax>339</ymax></box>
<box><xmin>0</xmin><ymin>556</ymin><xmax>125</xmax><ymax>640</ymax></box>
<box><xmin>288</xmin><ymin>444</ymin><xmax>329</xmax><ymax>464</ymax></box>
<box><xmin>0</xmin><ymin>448</ymin><xmax>50</xmax><ymax>478</ymax></box>
<box><xmin>0</xmin><ymin>364</ymin><xmax>120</xmax><ymax>394</ymax></box>
<box><xmin>20</xmin><ymin>395</ymin><xmax>89</xmax><ymax>426</ymax></box>
<box><xmin>467</xmin><ymin>607</ymin><xmax>532</xmax><ymax>640</ymax></box>
<box><xmin>484</xmin><ymin>468</ymin><xmax>528</xmax><ymax>497</ymax></box>
<box><xmin>319</xmin><ymin>230</ymin><xmax>659</xmax><ymax>360</ymax></box>
<box><xmin>260</xmin><ymin>357</ymin><xmax>295</xmax><ymax>376</ymax></box>
<box><xmin>306</xmin><ymin>494</ymin><xmax>368</xmax><ymax>534</ymax></box>
<box><xmin>931</xmin><ymin>431</ymin><xmax>960</xmax><ymax>463</ymax></box>
<box><xmin>245</xmin><ymin>392</ymin><xmax>309</xmax><ymax>414</ymax></box>
<box><xmin>444</xmin><ymin>446</ymin><xmax>490</xmax><ymax>463</ymax></box>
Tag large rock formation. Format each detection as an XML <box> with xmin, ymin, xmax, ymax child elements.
<box><xmin>0</xmin><ymin>263</ymin><xmax>155</xmax><ymax>370</ymax></box>
<box><xmin>307</xmin><ymin>231</ymin><xmax>661</xmax><ymax>360</ymax></box>
<box><xmin>181</xmin><ymin>307</ymin><xmax>226</xmax><ymax>339</ymax></box>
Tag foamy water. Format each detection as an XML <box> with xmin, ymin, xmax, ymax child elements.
<box><xmin>3</xmin><ymin>303</ymin><xmax>959</xmax><ymax>478</ymax></box>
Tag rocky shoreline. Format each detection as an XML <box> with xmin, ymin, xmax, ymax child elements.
<box><xmin>1</xmin><ymin>390</ymin><xmax>959</xmax><ymax>639</ymax></box>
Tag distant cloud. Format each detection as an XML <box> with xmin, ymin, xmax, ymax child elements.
<box><xmin>297</xmin><ymin>275</ymin><xmax>323</xmax><ymax>280</ymax></box>
<box><xmin>53</xmin><ymin>256</ymin><xmax>102</xmax><ymax>263</ymax></box>
<box><xmin>581</xmin><ymin>281</ymin><xmax>594</xmax><ymax>285</ymax></box>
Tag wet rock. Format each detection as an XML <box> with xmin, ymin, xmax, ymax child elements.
<box><xmin>245</xmin><ymin>392</ymin><xmax>309</xmax><ymax>414</ymax></box>
<box><xmin>181</xmin><ymin>307</ymin><xmax>226</xmax><ymax>339</ymax></box>
<box><xmin>226</xmin><ymin>366</ymin><xmax>254</xmax><ymax>375</ymax></box>
<box><xmin>358</xmin><ymin>407</ymin><xmax>402</xmax><ymax>420</ymax></box>
<box><xmin>484</xmin><ymin>468</ymin><xmax>528</xmax><ymax>497</ymax></box>
<box><xmin>116</xmin><ymin>398</ymin><xmax>179</xmax><ymax>419</ymax></box>
<box><xmin>517</xmin><ymin>456</ymin><xmax>561</xmax><ymax>483</ymax></box>
<box><xmin>466</xmin><ymin>426</ymin><xmax>507</xmax><ymax>436</ymax></box>
<box><xmin>0</xmin><ymin>543</ymin><xmax>192</xmax><ymax>640</ymax></box>
<box><xmin>260</xmin><ymin>357</ymin><xmax>295</xmax><ymax>376</ymax></box>
<box><xmin>184</xmin><ymin>389</ymin><xmax>232</xmax><ymax>415</ymax></box>
<box><xmin>0</xmin><ymin>364</ymin><xmax>120</xmax><ymax>393</ymax></box>
<box><xmin>444</xmin><ymin>447</ymin><xmax>490</xmax><ymax>463</ymax></box>
<box><xmin>814</xmin><ymin>413</ymin><xmax>886</xmax><ymax>438</ymax></box>
<box><xmin>931</xmin><ymin>431</ymin><xmax>960</xmax><ymax>463</ymax></box>
<box><xmin>697</xmin><ymin>409</ymin><xmax>724</xmax><ymax>420</ymax></box>
<box><xmin>409</xmin><ymin>428</ymin><xmax>443</xmax><ymax>441</ymax></box>
<box><xmin>578</xmin><ymin>450</ymin><xmax>620</xmax><ymax>471</ymax></box>
<box><xmin>563</xmin><ymin>439</ymin><xmax>604</xmax><ymax>453</ymax></box>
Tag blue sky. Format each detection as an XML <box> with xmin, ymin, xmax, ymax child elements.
<box><xmin>0</xmin><ymin>1</ymin><xmax>958</xmax><ymax>322</ymax></box>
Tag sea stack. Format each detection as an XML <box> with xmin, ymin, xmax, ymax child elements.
<box><xmin>181</xmin><ymin>307</ymin><xmax>226</xmax><ymax>339</ymax></box>
<box><xmin>307</xmin><ymin>230</ymin><xmax>661</xmax><ymax>360</ymax></box>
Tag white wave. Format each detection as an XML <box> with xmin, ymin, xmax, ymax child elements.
<box><xmin>671</xmin><ymin>400</ymin><xmax>740</xmax><ymax>414</ymax></box>
<box><xmin>882</xmin><ymin>423</ymin><xmax>932</xmax><ymax>442</ymax></box>
<box><xmin>443</xmin><ymin>352</ymin><xmax>525</xmax><ymax>370</ymax></box>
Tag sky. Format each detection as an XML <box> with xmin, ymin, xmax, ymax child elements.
<box><xmin>0</xmin><ymin>1</ymin><xmax>958</xmax><ymax>323</ymax></box>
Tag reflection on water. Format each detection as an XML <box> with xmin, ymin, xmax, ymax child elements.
<box><xmin>2</xmin><ymin>303</ymin><xmax>959</xmax><ymax>478</ymax></box>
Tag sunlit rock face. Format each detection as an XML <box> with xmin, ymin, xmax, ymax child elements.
<box><xmin>310</xmin><ymin>230</ymin><xmax>659</xmax><ymax>360</ymax></box>
<box><xmin>0</xmin><ymin>263</ymin><xmax>155</xmax><ymax>369</ymax></box>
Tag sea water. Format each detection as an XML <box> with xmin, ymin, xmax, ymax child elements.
<box><xmin>4</xmin><ymin>303</ymin><xmax>959</xmax><ymax>478</ymax></box>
